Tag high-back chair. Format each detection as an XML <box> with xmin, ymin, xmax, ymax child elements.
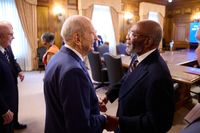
<box><xmin>116</xmin><ymin>43</ymin><xmax>126</xmax><ymax>55</ymax></box>
<box><xmin>37</xmin><ymin>46</ymin><xmax>47</xmax><ymax>71</ymax></box>
<box><xmin>88</xmin><ymin>51</ymin><xmax>109</xmax><ymax>89</ymax></box>
<box><xmin>103</xmin><ymin>53</ymin><xmax>124</xmax><ymax>86</ymax></box>
<box><xmin>97</xmin><ymin>45</ymin><xmax>109</xmax><ymax>57</ymax></box>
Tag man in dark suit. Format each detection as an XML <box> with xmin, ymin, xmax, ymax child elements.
<box><xmin>0</xmin><ymin>21</ymin><xmax>26</xmax><ymax>130</ymax></box>
<box><xmin>5</xmin><ymin>46</ymin><xmax>27</xmax><ymax>130</ymax></box>
<box><xmin>101</xmin><ymin>20</ymin><xmax>175</xmax><ymax>133</ymax></box>
<box><xmin>0</xmin><ymin>21</ymin><xmax>17</xmax><ymax>133</ymax></box>
<box><xmin>43</xmin><ymin>15</ymin><xmax>116</xmax><ymax>133</ymax></box>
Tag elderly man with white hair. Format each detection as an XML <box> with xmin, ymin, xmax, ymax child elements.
<box><xmin>43</xmin><ymin>15</ymin><xmax>117</xmax><ymax>133</ymax></box>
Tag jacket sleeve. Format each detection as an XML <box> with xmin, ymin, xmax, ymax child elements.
<box><xmin>59</xmin><ymin>68</ymin><xmax>106</xmax><ymax>133</ymax></box>
<box><xmin>119</xmin><ymin>78</ymin><xmax>175</xmax><ymax>133</ymax></box>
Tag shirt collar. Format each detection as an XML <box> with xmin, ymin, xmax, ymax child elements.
<box><xmin>0</xmin><ymin>45</ymin><xmax>6</xmax><ymax>53</ymax></box>
<box><xmin>137</xmin><ymin>48</ymin><xmax>156</xmax><ymax>64</ymax></box>
<box><xmin>64</xmin><ymin>43</ymin><xmax>84</xmax><ymax>61</ymax></box>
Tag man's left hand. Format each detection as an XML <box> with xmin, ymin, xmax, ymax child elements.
<box><xmin>18</xmin><ymin>71</ymin><xmax>24</xmax><ymax>81</ymax></box>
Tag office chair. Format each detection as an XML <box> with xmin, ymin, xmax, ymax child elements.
<box><xmin>97</xmin><ymin>45</ymin><xmax>109</xmax><ymax>57</ymax></box>
<box><xmin>37</xmin><ymin>46</ymin><xmax>47</xmax><ymax>71</ymax></box>
<box><xmin>88</xmin><ymin>51</ymin><xmax>109</xmax><ymax>89</ymax></box>
<box><xmin>116</xmin><ymin>43</ymin><xmax>127</xmax><ymax>55</ymax></box>
<box><xmin>103</xmin><ymin>53</ymin><xmax>124</xmax><ymax>86</ymax></box>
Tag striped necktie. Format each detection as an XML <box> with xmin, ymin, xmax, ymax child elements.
<box><xmin>128</xmin><ymin>56</ymin><xmax>138</xmax><ymax>72</ymax></box>
<box><xmin>3</xmin><ymin>50</ymin><xmax>10</xmax><ymax>62</ymax></box>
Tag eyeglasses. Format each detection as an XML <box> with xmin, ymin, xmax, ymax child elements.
<box><xmin>6</xmin><ymin>33</ymin><xmax>14</xmax><ymax>37</ymax></box>
<box><xmin>128</xmin><ymin>30</ymin><xmax>149</xmax><ymax>38</ymax></box>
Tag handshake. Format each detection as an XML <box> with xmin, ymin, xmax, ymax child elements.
<box><xmin>98</xmin><ymin>95</ymin><xmax>119</xmax><ymax>131</ymax></box>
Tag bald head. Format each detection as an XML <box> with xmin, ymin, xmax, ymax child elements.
<box><xmin>0</xmin><ymin>21</ymin><xmax>14</xmax><ymax>48</ymax></box>
<box><xmin>136</xmin><ymin>20</ymin><xmax>162</xmax><ymax>46</ymax></box>
<box><xmin>0</xmin><ymin>21</ymin><xmax>12</xmax><ymax>35</ymax></box>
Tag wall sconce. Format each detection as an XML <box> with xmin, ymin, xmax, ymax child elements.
<box><xmin>124</xmin><ymin>12</ymin><xmax>133</xmax><ymax>24</ymax></box>
<box><xmin>168</xmin><ymin>0</ymin><xmax>173</xmax><ymax>3</ymax></box>
<box><xmin>193</xmin><ymin>12</ymin><xmax>200</xmax><ymax>22</ymax></box>
<box><xmin>53</xmin><ymin>5</ymin><xmax>65</xmax><ymax>22</ymax></box>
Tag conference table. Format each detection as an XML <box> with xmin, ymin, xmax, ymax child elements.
<box><xmin>120</xmin><ymin>49</ymin><xmax>200</xmax><ymax>109</ymax></box>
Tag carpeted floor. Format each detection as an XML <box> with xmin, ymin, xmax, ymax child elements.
<box><xmin>14</xmin><ymin>71</ymin><xmax>194</xmax><ymax>133</ymax></box>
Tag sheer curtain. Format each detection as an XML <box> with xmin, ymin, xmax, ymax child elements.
<box><xmin>0</xmin><ymin>0</ymin><xmax>31</xmax><ymax>70</ymax></box>
<box><xmin>92</xmin><ymin>5</ymin><xmax>116</xmax><ymax>55</ymax></box>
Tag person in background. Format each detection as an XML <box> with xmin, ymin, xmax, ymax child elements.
<box><xmin>100</xmin><ymin>20</ymin><xmax>175</xmax><ymax>133</ymax></box>
<box><xmin>6</xmin><ymin>45</ymin><xmax>26</xmax><ymax>130</ymax></box>
<box><xmin>195</xmin><ymin>27</ymin><xmax>200</xmax><ymax>66</ymax></box>
<box><xmin>43</xmin><ymin>15</ymin><xmax>116</xmax><ymax>133</ymax></box>
<box><xmin>0</xmin><ymin>21</ymin><xmax>26</xmax><ymax>132</ymax></box>
<box><xmin>41</xmin><ymin>32</ymin><xmax>59</xmax><ymax>66</ymax></box>
<box><xmin>93</xmin><ymin>34</ymin><xmax>103</xmax><ymax>51</ymax></box>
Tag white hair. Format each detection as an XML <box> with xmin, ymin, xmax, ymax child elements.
<box><xmin>60</xmin><ymin>15</ymin><xmax>93</xmax><ymax>44</ymax></box>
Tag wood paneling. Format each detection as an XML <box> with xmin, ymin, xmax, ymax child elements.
<box><xmin>37</xmin><ymin>6</ymin><xmax>49</xmax><ymax>47</ymax></box>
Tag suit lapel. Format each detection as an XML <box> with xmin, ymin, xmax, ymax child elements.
<box><xmin>119</xmin><ymin>65</ymin><xmax>148</xmax><ymax>99</ymax></box>
<box><xmin>119</xmin><ymin>49</ymin><xmax>160</xmax><ymax>99</ymax></box>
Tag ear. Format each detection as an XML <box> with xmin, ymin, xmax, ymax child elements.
<box><xmin>73</xmin><ymin>33</ymin><xmax>81</xmax><ymax>46</ymax></box>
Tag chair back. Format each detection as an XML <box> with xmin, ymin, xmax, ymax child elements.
<box><xmin>37</xmin><ymin>46</ymin><xmax>47</xmax><ymax>69</ymax></box>
<box><xmin>116</xmin><ymin>43</ymin><xmax>126</xmax><ymax>55</ymax></box>
<box><xmin>88</xmin><ymin>51</ymin><xmax>106</xmax><ymax>82</ymax></box>
<box><xmin>97</xmin><ymin>45</ymin><xmax>109</xmax><ymax>57</ymax></box>
<box><xmin>103</xmin><ymin>53</ymin><xmax>124</xmax><ymax>85</ymax></box>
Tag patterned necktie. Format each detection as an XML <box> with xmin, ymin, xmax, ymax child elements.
<box><xmin>128</xmin><ymin>56</ymin><xmax>138</xmax><ymax>72</ymax></box>
<box><xmin>3</xmin><ymin>50</ymin><xmax>10</xmax><ymax>62</ymax></box>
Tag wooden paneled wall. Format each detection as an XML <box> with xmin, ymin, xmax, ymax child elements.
<box><xmin>37</xmin><ymin>0</ymin><xmax>77</xmax><ymax>48</ymax></box>
<box><xmin>36</xmin><ymin>0</ymin><xmax>200</xmax><ymax>49</ymax></box>
<box><xmin>165</xmin><ymin>0</ymin><xmax>200</xmax><ymax>46</ymax></box>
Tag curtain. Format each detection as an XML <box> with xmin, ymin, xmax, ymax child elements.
<box><xmin>82</xmin><ymin>5</ymin><xmax>94</xmax><ymax>19</ymax></box>
<box><xmin>110</xmin><ymin>6</ymin><xmax>119</xmax><ymax>45</ymax></box>
<box><xmin>0</xmin><ymin>0</ymin><xmax>31</xmax><ymax>70</ymax></box>
<box><xmin>15</xmin><ymin>0</ymin><xmax>37</xmax><ymax>70</ymax></box>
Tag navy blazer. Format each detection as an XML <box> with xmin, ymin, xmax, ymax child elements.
<box><xmin>44</xmin><ymin>46</ymin><xmax>106</xmax><ymax>133</ymax></box>
<box><xmin>107</xmin><ymin>50</ymin><xmax>175</xmax><ymax>133</ymax></box>
<box><xmin>0</xmin><ymin>50</ymin><xmax>18</xmax><ymax>125</ymax></box>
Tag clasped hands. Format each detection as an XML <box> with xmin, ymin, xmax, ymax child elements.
<box><xmin>98</xmin><ymin>95</ymin><xmax>118</xmax><ymax>131</ymax></box>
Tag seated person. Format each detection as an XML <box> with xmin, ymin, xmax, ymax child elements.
<box><xmin>93</xmin><ymin>35</ymin><xmax>103</xmax><ymax>51</ymax></box>
<box><xmin>97</xmin><ymin>41</ymin><xmax>109</xmax><ymax>57</ymax></box>
<box><xmin>41</xmin><ymin>32</ymin><xmax>59</xmax><ymax>66</ymax></box>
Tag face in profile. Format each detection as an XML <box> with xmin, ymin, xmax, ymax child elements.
<box><xmin>81</xmin><ymin>25</ymin><xmax>96</xmax><ymax>55</ymax></box>
<box><xmin>1</xmin><ymin>26</ymin><xmax>14</xmax><ymax>47</ymax></box>
<box><xmin>125</xmin><ymin>31</ymin><xmax>133</xmax><ymax>55</ymax></box>
<box><xmin>128</xmin><ymin>25</ymin><xmax>148</xmax><ymax>55</ymax></box>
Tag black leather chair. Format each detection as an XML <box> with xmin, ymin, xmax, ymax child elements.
<box><xmin>88</xmin><ymin>51</ymin><xmax>109</xmax><ymax>89</ymax></box>
<box><xmin>116</xmin><ymin>43</ymin><xmax>126</xmax><ymax>55</ymax></box>
<box><xmin>37</xmin><ymin>46</ymin><xmax>47</xmax><ymax>71</ymax></box>
<box><xmin>103</xmin><ymin>53</ymin><xmax>124</xmax><ymax>86</ymax></box>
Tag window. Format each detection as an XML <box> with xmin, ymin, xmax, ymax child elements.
<box><xmin>0</xmin><ymin>0</ymin><xmax>31</xmax><ymax>70</ymax></box>
<box><xmin>92</xmin><ymin>5</ymin><xmax>116</xmax><ymax>55</ymax></box>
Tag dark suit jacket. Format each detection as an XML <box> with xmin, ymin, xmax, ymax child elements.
<box><xmin>0</xmin><ymin>50</ymin><xmax>18</xmax><ymax>127</ymax></box>
<box><xmin>6</xmin><ymin>46</ymin><xmax>22</xmax><ymax>82</ymax></box>
<box><xmin>44</xmin><ymin>46</ymin><xmax>106</xmax><ymax>133</ymax></box>
<box><xmin>107</xmin><ymin>49</ymin><xmax>175</xmax><ymax>133</ymax></box>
